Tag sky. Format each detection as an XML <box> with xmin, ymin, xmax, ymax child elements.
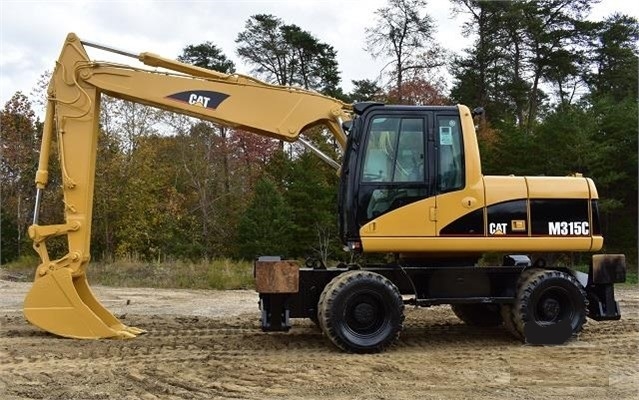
<box><xmin>1</xmin><ymin>0</ymin><xmax>637</xmax><ymax>113</ymax></box>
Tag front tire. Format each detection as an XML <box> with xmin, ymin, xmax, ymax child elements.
<box><xmin>318</xmin><ymin>270</ymin><xmax>404</xmax><ymax>353</ymax></box>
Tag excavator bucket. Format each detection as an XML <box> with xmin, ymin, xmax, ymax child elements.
<box><xmin>24</xmin><ymin>268</ymin><xmax>145</xmax><ymax>339</ymax></box>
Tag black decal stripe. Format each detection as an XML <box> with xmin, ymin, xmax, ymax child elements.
<box><xmin>440</xmin><ymin>198</ymin><xmax>596</xmax><ymax>237</ymax></box>
<box><xmin>591</xmin><ymin>200</ymin><xmax>601</xmax><ymax>235</ymax></box>
<box><xmin>486</xmin><ymin>199</ymin><xmax>528</xmax><ymax>235</ymax></box>
<box><xmin>530</xmin><ymin>199</ymin><xmax>590</xmax><ymax>235</ymax></box>
<box><xmin>166</xmin><ymin>90</ymin><xmax>229</xmax><ymax>109</ymax></box>
<box><xmin>440</xmin><ymin>199</ymin><xmax>530</xmax><ymax>236</ymax></box>
<box><xmin>440</xmin><ymin>208</ymin><xmax>484</xmax><ymax>235</ymax></box>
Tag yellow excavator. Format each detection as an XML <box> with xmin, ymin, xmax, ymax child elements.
<box><xmin>25</xmin><ymin>33</ymin><xmax>625</xmax><ymax>352</ymax></box>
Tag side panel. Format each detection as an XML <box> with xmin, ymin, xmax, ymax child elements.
<box><xmin>362</xmin><ymin>176</ymin><xmax>602</xmax><ymax>253</ymax></box>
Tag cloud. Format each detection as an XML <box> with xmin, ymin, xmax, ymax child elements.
<box><xmin>1</xmin><ymin>0</ymin><xmax>635</xmax><ymax>111</ymax></box>
<box><xmin>1</xmin><ymin>0</ymin><xmax>394</xmax><ymax>107</ymax></box>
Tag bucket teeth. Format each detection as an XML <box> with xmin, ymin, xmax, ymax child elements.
<box><xmin>115</xmin><ymin>330</ymin><xmax>138</xmax><ymax>339</ymax></box>
<box><xmin>124</xmin><ymin>326</ymin><xmax>147</xmax><ymax>335</ymax></box>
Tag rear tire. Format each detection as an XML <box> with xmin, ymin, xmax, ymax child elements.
<box><xmin>318</xmin><ymin>270</ymin><xmax>404</xmax><ymax>353</ymax></box>
<box><xmin>451</xmin><ymin>304</ymin><xmax>503</xmax><ymax>327</ymax></box>
<box><xmin>502</xmin><ymin>268</ymin><xmax>537</xmax><ymax>340</ymax></box>
<box><xmin>509</xmin><ymin>269</ymin><xmax>587</xmax><ymax>341</ymax></box>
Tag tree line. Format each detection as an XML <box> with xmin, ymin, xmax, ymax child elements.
<box><xmin>1</xmin><ymin>0</ymin><xmax>637</xmax><ymax>266</ymax></box>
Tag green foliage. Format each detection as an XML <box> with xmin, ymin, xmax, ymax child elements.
<box><xmin>348</xmin><ymin>79</ymin><xmax>384</xmax><ymax>102</ymax></box>
<box><xmin>236</xmin><ymin>177</ymin><xmax>293</xmax><ymax>259</ymax></box>
<box><xmin>282</xmin><ymin>152</ymin><xmax>341</xmax><ymax>262</ymax></box>
<box><xmin>529</xmin><ymin>105</ymin><xmax>594</xmax><ymax>176</ymax></box>
<box><xmin>585</xmin><ymin>14</ymin><xmax>639</xmax><ymax>100</ymax></box>
<box><xmin>236</xmin><ymin>14</ymin><xmax>341</xmax><ymax>94</ymax></box>
<box><xmin>177</xmin><ymin>42</ymin><xmax>236</xmax><ymax>73</ymax></box>
<box><xmin>259</xmin><ymin>143</ymin><xmax>345</xmax><ymax>263</ymax></box>
<box><xmin>450</xmin><ymin>0</ymin><xmax>594</xmax><ymax>131</ymax></box>
<box><xmin>0</xmin><ymin>92</ymin><xmax>39</xmax><ymax>263</ymax></box>
<box><xmin>0</xmin><ymin>208</ymin><xmax>20</xmax><ymax>264</ymax></box>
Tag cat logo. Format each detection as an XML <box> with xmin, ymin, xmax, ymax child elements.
<box><xmin>489</xmin><ymin>222</ymin><xmax>507</xmax><ymax>235</ymax></box>
<box><xmin>188</xmin><ymin>94</ymin><xmax>211</xmax><ymax>108</ymax></box>
<box><xmin>166</xmin><ymin>90</ymin><xmax>229</xmax><ymax>110</ymax></box>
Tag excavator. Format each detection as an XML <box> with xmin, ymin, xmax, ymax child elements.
<box><xmin>25</xmin><ymin>33</ymin><xmax>625</xmax><ymax>352</ymax></box>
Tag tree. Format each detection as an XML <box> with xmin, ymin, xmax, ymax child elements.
<box><xmin>108</xmin><ymin>135</ymin><xmax>196</xmax><ymax>260</ymax></box>
<box><xmin>452</xmin><ymin>0</ymin><xmax>596</xmax><ymax>131</ymax></box>
<box><xmin>582</xmin><ymin>14</ymin><xmax>639</xmax><ymax>261</ymax></box>
<box><xmin>282</xmin><ymin>152</ymin><xmax>340</xmax><ymax>263</ymax></box>
<box><xmin>0</xmin><ymin>206</ymin><xmax>19</xmax><ymax>263</ymax></box>
<box><xmin>91</xmin><ymin>115</ymin><xmax>126</xmax><ymax>259</ymax></box>
<box><xmin>237</xmin><ymin>177</ymin><xmax>292</xmax><ymax>259</ymax></box>
<box><xmin>177</xmin><ymin>42</ymin><xmax>236</xmax><ymax>73</ymax></box>
<box><xmin>348</xmin><ymin>79</ymin><xmax>384</xmax><ymax>103</ymax></box>
<box><xmin>172</xmin><ymin>43</ymin><xmax>244</xmax><ymax>257</ymax></box>
<box><xmin>585</xmin><ymin>14</ymin><xmax>639</xmax><ymax>101</ymax></box>
<box><xmin>386</xmin><ymin>76</ymin><xmax>448</xmax><ymax>105</ymax></box>
<box><xmin>450</xmin><ymin>1</ymin><xmax>515</xmax><ymax>126</ymax></box>
<box><xmin>519</xmin><ymin>0</ymin><xmax>593</xmax><ymax>131</ymax></box>
<box><xmin>236</xmin><ymin>14</ymin><xmax>341</xmax><ymax>94</ymax></box>
<box><xmin>365</xmin><ymin>0</ymin><xmax>444</xmax><ymax>102</ymax></box>
<box><xmin>0</xmin><ymin>92</ymin><xmax>39</xmax><ymax>261</ymax></box>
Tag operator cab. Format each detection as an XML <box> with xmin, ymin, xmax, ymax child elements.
<box><xmin>338</xmin><ymin>104</ymin><xmax>465</xmax><ymax>248</ymax></box>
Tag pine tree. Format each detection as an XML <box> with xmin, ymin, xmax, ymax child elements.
<box><xmin>237</xmin><ymin>177</ymin><xmax>293</xmax><ymax>259</ymax></box>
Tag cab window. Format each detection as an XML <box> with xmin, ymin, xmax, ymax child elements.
<box><xmin>362</xmin><ymin>117</ymin><xmax>424</xmax><ymax>183</ymax></box>
<box><xmin>437</xmin><ymin>116</ymin><xmax>464</xmax><ymax>192</ymax></box>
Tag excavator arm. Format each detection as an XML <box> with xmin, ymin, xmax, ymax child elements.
<box><xmin>25</xmin><ymin>33</ymin><xmax>351</xmax><ymax>339</ymax></box>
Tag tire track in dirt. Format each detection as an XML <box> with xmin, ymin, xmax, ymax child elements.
<box><xmin>0</xmin><ymin>286</ymin><xmax>637</xmax><ymax>399</ymax></box>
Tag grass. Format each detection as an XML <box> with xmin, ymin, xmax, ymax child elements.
<box><xmin>1</xmin><ymin>255</ymin><xmax>255</xmax><ymax>290</ymax></box>
<box><xmin>621</xmin><ymin>274</ymin><xmax>638</xmax><ymax>286</ymax></box>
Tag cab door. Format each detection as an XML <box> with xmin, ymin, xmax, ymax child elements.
<box><xmin>434</xmin><ymin>111</ymin><xmax>486</xmax><ymax>237</ymax></box>
<box><xmin>355</xmin><ymin>110</ymin><xmax>438</xmax><ymax>243</ymax></box>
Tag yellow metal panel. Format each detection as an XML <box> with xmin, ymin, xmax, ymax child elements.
<box><xmin>526</xmin><ymin>176</ymin><xmax>590</xmax><ymax>199</ymax></box>
<box><xmin>587</xmin><ymin>178</ymin><xmax>599</xmax><ymax>199</ymax></box>
<box><xmin>483</xmin><ymin>175</ymin><xmax>528</xmax><ymax>205</ymax></box>
<box><xmin>24</xmin><ymin>269</ymin><xmax>138</xmax><ymax>339</ymax></box>
<box><xmin>457</xmin><ymin>105</ymin><xmax>483</xmax><ymax>183</ymax></box>
<box><xmin>86</xmin><ymin>67</ymin><xmax>349</xmax><ymax>146</ymax></box>
<box><xmin>361</xmin><ymin>236</ymin><xmax>601</xmax><ymax>253</ymax></box>
<box><xmin>435</xmin><ymin>180</ymin><xmax>485</xmax><ymax>233</ymax></box>
<box><xmin>591</xmin><ymin>236</ymin><xmax>604</xmax><ymax>251</ymax></box>
<box><xmin>360</xmin><ymin>197</ymin><xmax>438</xmax><ymax>237</ymax></box>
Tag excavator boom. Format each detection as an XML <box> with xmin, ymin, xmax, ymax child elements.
<box><xmin>25</xmin><ymin>33</ymin><xmax>351</xmax><ymax>339</ymax></box>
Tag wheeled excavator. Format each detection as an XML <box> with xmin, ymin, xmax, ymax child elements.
<box><xmin>25</xmin><ymin>33</ymin><xmax>626</xmax><ymax>352</ymax></box>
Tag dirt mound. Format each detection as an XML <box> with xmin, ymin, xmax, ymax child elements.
<box><xmin>0</xmin><ymin>282</ymin><xmax>637</xmax><ymax>399</ymax></box>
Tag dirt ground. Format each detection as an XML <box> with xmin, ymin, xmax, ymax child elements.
<box><xmin>0</xmin><ymin>280</ymin><xmax>637</xmax><ymax>400</ymax></box>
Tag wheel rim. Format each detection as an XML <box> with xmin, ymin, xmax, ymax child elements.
<box><xmin>533</xmin><ymin>286</ymin><xmax>576</xmax><ymax>326</ymax></box>
<box><xmin>342</xmin><ymin>290</ymin><xmax>389</xmax><ymax>340</ymax></box>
